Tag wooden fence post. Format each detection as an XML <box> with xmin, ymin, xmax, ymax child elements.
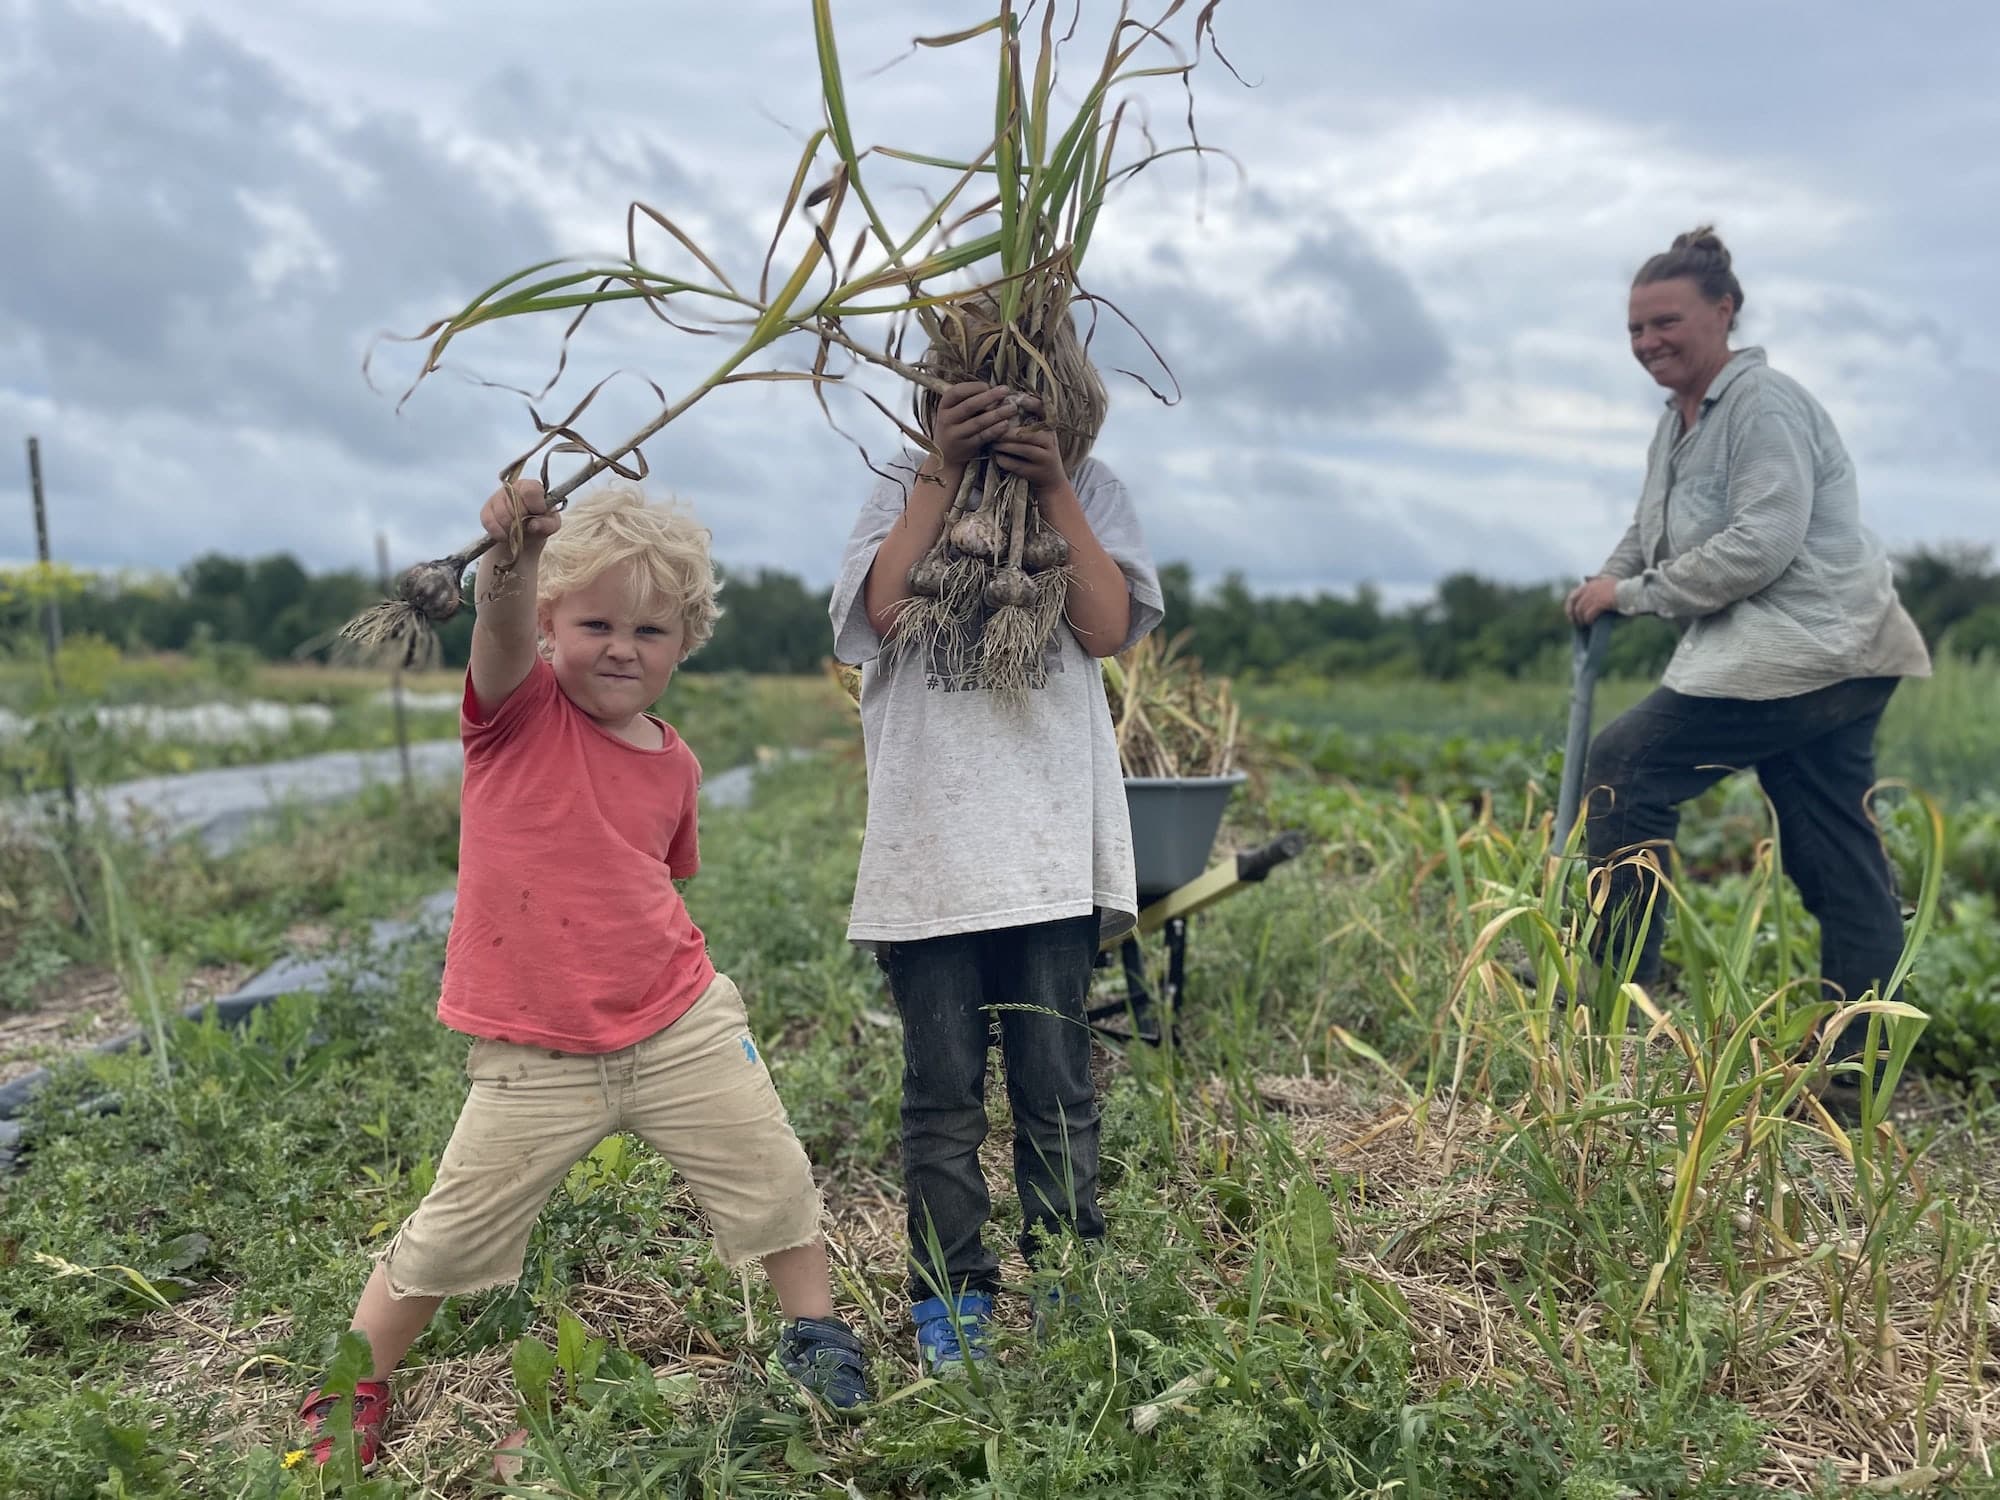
<box><xmin>376</xmin><ymin>533</ymin><xmax>414</xmax><ymax>798</ymax></box>
<box><xmin>24</xmin><ymin>436</ymin><xmax>77</xmax><ymax>823</ymax></box>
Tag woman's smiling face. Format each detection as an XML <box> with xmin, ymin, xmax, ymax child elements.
<box><xmin>1628</xmin><ymin>276</ymin><xmax>1735</xmax><ymax>398</ymax></box>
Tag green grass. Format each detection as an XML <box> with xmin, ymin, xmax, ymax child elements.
<box><xmin>0</xmin><ymin>668</ymin><xmax>858</xmax><ymax>1070</ymax></box>
<box><xmin>0</xmin><ymin>781</ymin><xmax>459</xmax><ymax>990</ymax></box>
<box><xmin>1</xmin><ymin>745</ymin><xmax>1994</xmax><ymax>1497</ymax></box>
<box><xmin>0</xmin><ymin>643</ymin><xmax>857</xmax><ymax>794</ymax></box>
<box><xmin>1246</xmin><ymin>648</ymin><xmax>2000</xmax><ymax>805</ymax></box>
<box><xmin>0</xmin><ymin>646</ymin><xmax>1994</xmax><ymax>1495</ymax></box>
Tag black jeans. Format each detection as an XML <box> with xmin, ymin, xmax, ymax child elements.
<box><xmin>1583</xmin><ymin>676</ymin><xmax>1905</xmax><ymax>1061</ymax></box>
<box><xmin>881</xmin><ymin>915</ymin><xmax>1103</xmax><ymax>1300</ymax></box>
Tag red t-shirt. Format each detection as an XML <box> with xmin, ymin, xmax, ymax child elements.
<box><xmin>436</xmin><ymin>658</ymin><xmax>715</xmax><ymax>1052</ymax></box>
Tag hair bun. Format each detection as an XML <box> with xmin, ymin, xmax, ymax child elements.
<box><xmin>1670</xmin><ymin>225</ymin><xmax>1730</xmax><ymax>263</ymax></box>
<box><xmin>1632</xmin><ymin>225</ymin><xmax>1745</xmax><ymax>326</ymax></box>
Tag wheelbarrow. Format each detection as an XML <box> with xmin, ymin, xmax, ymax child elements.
<box><xmin>1089</xmin><ymin>772</ymin><xmax>1307</xmax><ymax>1044</ymax></box>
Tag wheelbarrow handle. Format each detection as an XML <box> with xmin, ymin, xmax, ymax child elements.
<box><xmin>1236</xmin><ymin>829</ymin><xmax>1307</xmax><ymax>883</ymax></box>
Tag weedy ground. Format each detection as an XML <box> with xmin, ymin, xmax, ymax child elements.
<box><xmin>1</xmin><ymin>670</ymin><xmax>1997</xmax><ymax>1498</ymax></box>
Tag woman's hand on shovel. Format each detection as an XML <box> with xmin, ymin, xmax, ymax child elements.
<box><xmin>1565</xmin><ymin>575</ymin><xmax>1620</xmax><ymax>626</ymax></box>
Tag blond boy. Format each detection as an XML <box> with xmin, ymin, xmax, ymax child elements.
<box><xmin>299</xmin><ymin>480</ymin><xmax>866</xmax><ymax>1469</ymax></box>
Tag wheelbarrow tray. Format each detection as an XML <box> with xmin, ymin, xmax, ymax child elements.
<box><xmin>1123</xmin><ymin>772</ymin><xmax>1249</xmax><ymax>902</ymax></box>
<box><xmin>1091</xmin><ymin>770</ymin><xmax>1304</xmax><ymax>1046</ymax></box>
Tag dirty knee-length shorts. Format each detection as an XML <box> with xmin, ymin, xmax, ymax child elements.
<box><xmin>377</xmin><ymin>974</ymin><xmax>824</xmax><ymax>1299</ymax></box>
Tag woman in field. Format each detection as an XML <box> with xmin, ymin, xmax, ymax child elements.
<box><xmin>1565</xmin><ymin>226</ymin><xmax>1932</xmax><ymax>1111</ymax></box>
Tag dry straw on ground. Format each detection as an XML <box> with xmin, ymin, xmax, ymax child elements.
<box><xmin>1257</xmin><ymin>1072</ymin><xmax>1997</xmax><ymax>1494</ymax></box>
<box><xmin>94</xmin><ymin>1047</ymin><xmax>1998</xmax><ymax>1493</ymax></box>
<box><xmin>0</xmin><ymin>962</ymin><xmax>251</xmax><ymax>1087</ymax></box>
<box><xmin>1103</xmin><ymin>629</ymin><xmax>1240</xmax><ymax>779</ymax></box>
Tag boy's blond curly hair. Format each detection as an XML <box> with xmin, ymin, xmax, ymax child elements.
<box><xmin>535</xmin><ymin>484</ymin><xmax>722</xmax><ymax>656</ymax></box>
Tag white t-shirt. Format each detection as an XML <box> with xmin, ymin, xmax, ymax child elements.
<box><xmin>829</xmin><ymin>449</ymin><xmax>1164</xmax><ymax>947</ymax></box>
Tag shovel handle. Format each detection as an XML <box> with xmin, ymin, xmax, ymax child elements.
<box><xmin>1555</xmin><ymin>613</ymin><xmax>1617</xmax><ymax>850</ymax></box>
<box><xmin>1575</xmin><ymin>610</ymin><xmax>1615</xmax><ymax>678</ymax></box>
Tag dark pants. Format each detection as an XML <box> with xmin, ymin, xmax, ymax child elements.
<box><xmin>881</xmin><ymin>915</ymin><xmax>1103</xmax><ymax>1300</ymax></box>
<box><xmin>1583</xmin><ymin>676</ymin><xmax>1905</xmax><ymax>1062</ymax></box>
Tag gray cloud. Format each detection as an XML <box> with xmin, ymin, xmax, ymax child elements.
<box><xmin>1</xmin><ymin>0</ymin><xmax>1993</xmax><ymax>601</ymax></box>
<box><xmin>1127</xmin><ymin>449</ymin><xmax>1560</xmax><ymax>595</ymax></box>
<box><xmin>0</xmin><ymin>2</ymin><xmax>565</xmax><ymax>459</ymax></box>
<box><xmin>0</xmin><ymin>0</ymin><xmax>783</xmax><ymax>577</ymax></box>
<box><xmin>1089</xmin><ymin>220</ymin><xmax>1452</xmax><ymax>430</ymax></box>
<box><xmin>1261</xmin><ymin>451</ymin><xmax>1557</xmax><ymax>586</ymax></box>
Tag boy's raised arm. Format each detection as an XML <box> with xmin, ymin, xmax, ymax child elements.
<box><xmin>469</xmin><ymin>478</ymin><xmax>561</xmax><ymax>715</ymax></box>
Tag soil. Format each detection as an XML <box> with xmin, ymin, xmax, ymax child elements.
<box><xmin>0</xmin><ymin>965</ymin><xmax>249</xmax><ymax>1085</ymax></box>
<box><xmin>0</xmin><ymin>922</ymin><xmax>334</xmax><ymax>1087</ymax></box>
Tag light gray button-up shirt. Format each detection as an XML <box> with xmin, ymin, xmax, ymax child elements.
<box><xmin>1604</xmin><ymin>346</ymin><xmax>1931</xmax><ymax>700</ymax></box>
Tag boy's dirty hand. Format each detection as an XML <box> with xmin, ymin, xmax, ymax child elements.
<box><xmin>991</xmin><ymin>422</ymin><xmax>1066</xmax><ymax>493</ymax></box>
<box><xmin>934</xmin><ymin>382</ymin><xmax>1024</xmax><ymax>467</ymax></box>
<box><xmin>480</xmin><ymin>479</ymin><xmax>559</xmax><ymax>561</ymax></box>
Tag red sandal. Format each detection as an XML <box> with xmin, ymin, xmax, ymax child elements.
<box><xmin>298</xmin><ymin>1379</ymin><xmax>392</xmax><ymax>1468</ymax></box>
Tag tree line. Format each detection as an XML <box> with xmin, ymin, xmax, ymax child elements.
<box><xmin>6</xmin><ymin>544</ymin><xmax>1998</xmax><ymax>682</ymax></box>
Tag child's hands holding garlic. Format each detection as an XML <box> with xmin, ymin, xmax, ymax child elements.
<box><xmin>991</xmin><ymin>417</ymin><xmax>1066</xmax><ymax>494</ymax></box>
<box><xmin>932</xmin><ymin>382</ymin><xmax>1025</xmax><ymax>468</ymax></box>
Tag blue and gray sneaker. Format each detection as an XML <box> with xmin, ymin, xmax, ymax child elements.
<box><xmin>770</xmin><ymin>1316</ymin><xmax>870</xmax><ymax>1414</ymax></box>
<box><xmin>911</xmin><ymin>1292</ymin><xmax>995</xmax><ymax>1376</ymax></box>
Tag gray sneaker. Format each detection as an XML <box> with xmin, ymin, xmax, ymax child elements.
<box><xmin>769</xmin><ymin>1316</ymin><xmax>870</xmax><ymax>1415</ymax></box>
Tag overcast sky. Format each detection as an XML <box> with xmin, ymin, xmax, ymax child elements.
<box><xmin>3</xmin><ymin>0</ymin><xmax>1995</xmax><ymax>600</ymax></box>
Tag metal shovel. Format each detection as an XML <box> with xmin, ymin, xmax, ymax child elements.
<box><xmin>1555</xmin><ymin>613</ymin><xmax>1616</xmax><ymax>851</ymax></box>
